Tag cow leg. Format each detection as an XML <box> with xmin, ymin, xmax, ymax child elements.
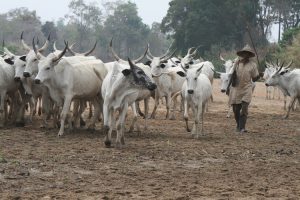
<box><xmin>165</xmin><ymin>94</ymin><xmax>171</xmax><ymax>119</ymax></box>
<box><xmin>192</xmin><ymin>105</ymin><xmax>199</xmax><ymax>138</ymax></box>
<box><xmin>116</xmin><ymin>104</ymin><xmax>128</xmax><ymax>149</ymax></box>
<box><xmin>103</xmin><ymin>100</ymin><xmax>112</xmax><ymax>147</ymax></box>
<box><xmin>170</xmin><ymin>95</ymin><xmax>177</xmax><ymax>120</ymax></box>
<box><xmin>129</xmin><ymin>103</ymin><xmax>140</xmax><ymax>133</ymax></box>
<box><xmin>283</xmin><ymin>95</ymin><xmax>287</xmax><ymax>110</ymax></box>
<box><xmin>58</xmin><ymin>95</ymin><xmax>73</xmax><ymax>136</ymax></box>
<box><xmin>0</xmin><ymin>92</ymin><xmax>7</xmax><ymax>128</ymax></box>
<box><xmin>183</xmin><ymin>100</ymin><xmax>191</xmax><ymax>132</ymax></box>
<box><xmin>150</xmin><ymin>91</ymin><xmax>159</xmax><ymax>119</ymax></box>
<box><xmin>144</xmin><ymin>98</ymin><xmax>149</xmax><ymax>130</ymax></box>
<box><xmin>136</xmin><ymin>101</ymin><xmax>145</xmax><ymax>118</ymax></box>
<box><xmin>283</xmin><ymin>96</ymin><xmax>296</xmax><ymax>119</ymax></box>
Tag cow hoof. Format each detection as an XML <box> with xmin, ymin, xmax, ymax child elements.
<box><xmin>104</xmin><ymin>140</ymin><xmax>112</xmax><ymax>148</ymax></box>
<box><xmin>15</xmin><ymin>121</ymin><xmax>25</xmax><ymax>127</ymax></box>
<box><xmin>57</xmin><ymin>132</ymin><xmax>63</xmax><ymax>137</ymax></box>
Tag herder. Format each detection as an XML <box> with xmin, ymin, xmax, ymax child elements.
<box><xmin>228</xmin><ymin>44</ymin><xmax>261</xmax><ymax>133</ymax></box>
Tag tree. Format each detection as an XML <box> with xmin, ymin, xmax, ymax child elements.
<box><xmin>103</xmin><ymin>1</ymin><xmax>150</xmax><ymax>59</ymax></box>
<box><xmin>161</xmin><ymin>0</ymin><xmax>261</xmax><ymax>54</ymax></box>
<box><xmin>65</xmin><ymin>0</ymin><xmax>103</xmax><ymax>49</ymax></box>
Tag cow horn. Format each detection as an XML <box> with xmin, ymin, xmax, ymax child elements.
<box><xmin>109</xmin><ymin>38</ymin><xmax>121</xmax><ymax>61</ymax></box>
<box><xmin>53</xmin><ymin>41</ymin><xmax>68</xmax><ymax>63</ymax></box>
<box><xmin>53</xmin><ymin>41</ymin><xmax>58</xmax><ymax>51</ymax></box>
<box><xmin>187</xmin><ymin>47</ymin><xmax>195</xmax><ymax>55</ymax></box>
<box><xmin>38</xmin><ymin>34</ymin><xmax>50</xmax><ymax>52</ymax></box>
<box><xmin>196</xmin><ymin>64</ymin><xmax>204</xmax><ymax>73</ymax></box>
<box><xmin>21</xmin><ymin>31</ymin><xmax>31</xmax><ymax>51</ymax></box>
<box><xmin>147</xmin><ymin>45</ymin><xmax>154</xmax><ymax>59</ymax></box>
<box><xmin>133</xmin><ymin>44</ymin><xmax>149</xmax><ymax>63</ymax></box>
<box><xmin>83</xmin><ymin>41</ymin><xmax>97</xmax><ymax>56</ymax></box>
<box><xmin>285</xmin><ymin>60</ymin><xmax>293</xmax><ymax>69</ymax></box>
<box><xmin>161</xmin><ymin>49</ymin><xmax>177</xmax><ymax>62</ymax></box>
<box><xmin>160</xmin><ymin>41</ymin><xmax>174</xmax><ymax>59</ymax></box>
<box><xmin>219</xmin><ymin>53</ymin><xmax>226</xmax><ymax>61</ymax></box>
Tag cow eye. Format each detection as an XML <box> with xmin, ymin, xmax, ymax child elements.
<box><xmin>46</xmin><ymin>67</ymin><xmax>50</xmax><ymax>70</ymax></box>
<box><xmin>137</xmin><ymin>71</ymin><xmax>143</xmax><ymax>75</ymax></box>
<box><xmin>34</xmin><ymin>59</ymin><xmax>37</xmax><ymax>62</ymax></box>
<box><xmin>189</xmin><ymin>61</ymin><xmax>194</xmax><ymax>65</ymax></box>
<box><xmin>194</xmin><ymin>77</ymin><xmax>197</xmax><ymax>80</ymax></box>
<box><xmin>160</xmin><ymin>64</ymin><xmax>166</xmax><ymax>68</ymax></box>
<box><xmin>23</xmin><ymin>64</ymin><xmax>26</xmax><ymax>67</ymax></box>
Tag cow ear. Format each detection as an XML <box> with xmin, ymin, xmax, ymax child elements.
<box><xmin>145</xmin><ymin>60</ymin><xmax>151</xmax><ymax>66</ymax></box>
<box><xmin>122</xmin><ymin>69</ymin><xmax>131</xmax><ymax>76</ymax></box>
<box><xmin>4</xmin><ymin>58</ymin><xmax>14</xmax><ymax>65</ymax></box>
<box><xmin>177</xmin><ymin>71</ymin><xmax>186</xmax><ymax>77</ymax></box>
<box><xmin>20</xmin><ymin>55</ymin><xmax>26</xmax><ymax>62</ymax></box>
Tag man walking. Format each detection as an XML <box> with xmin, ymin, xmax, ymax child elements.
<box><xmin>228</xmin><ymin>44</ymin><xmax>261</xmax><ymax>133</ymax></box>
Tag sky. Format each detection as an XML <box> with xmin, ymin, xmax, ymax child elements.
<box><xmin>0</xmin><ymin>0</ymin><xmax>278</xmax><ymax>42</ymax></box>
<box><xmin>0</xmin><ymin>0</ymin><xmax>171</xmax><ymax>26</ymax></box>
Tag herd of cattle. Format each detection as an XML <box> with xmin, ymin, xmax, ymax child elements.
<box><xmin>0</xmin><ymin>32</ymin><xmax>299</xmax><ymax>148</ymax></box>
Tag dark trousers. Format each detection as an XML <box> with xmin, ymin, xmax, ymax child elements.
<box><xmin>232</xmin><ymin>101</ymin><xmax>249</xmax><ymax>130</ymax></box>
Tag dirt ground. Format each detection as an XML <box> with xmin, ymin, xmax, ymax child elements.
<box><xmin>0</xmin><ymin>80</ymin><xmax>299</xmax><ymax>199</ymax></box>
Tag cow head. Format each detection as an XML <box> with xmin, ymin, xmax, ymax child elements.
<box><xmin>176</xmin><ymin>64</ymin><xmax>204</xmax><ymax>94</ymax></box>
<box><xmin>147</xmin><ymin>43</ymin><xmax>176</xmax><ymax>77</ymax></box>
<box><xmin>22</xmin><ymin>32</ymin><xmax>50</xmax><ymax>78</ymax></box>
<box><xmin>34</xmin><ymin>42</ymin><xmax>68</xmax><ymax>84</ymax></box>
<box><xmin>219</xmin><ymin>54</ymin><xmax>237</xmax><ymax>73</ymax></box>
<box><xmin>265</xmin><ymin>60</ymin><xmax>293</xmax><ymax>87</ymax></box>
<box><xmin>180</xmin><ymin>47</ymin><xmax>198</xmax><ymax>69</ymax></box>
<box><xmin>123</xmin><ymin>58</ymin><xmax>157</xmax><ymax>91</ymax></box>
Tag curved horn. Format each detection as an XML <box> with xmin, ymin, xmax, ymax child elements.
<box><xmin>64</xmin><ymin>41</ymin><xmax>77</xmax><ymax>56</ymax></box>
<box><xmin>3</xmin><ymin>47</ymin><xmax>15</xmax><ymax>58</ymax></box>
<box><xmin>160</xmin><ymin>42</ymin><xmax>174</xmax><ymax>59</ymax></box>
<box><xmin>133</xmin><ymin>44</ymin><xmax>149</xmax><ymax>63</ymax></box>
<box><xmin>109</xmin><ymin>38</ymin><xmax>121</xmax><ymax>61</ymax></box>
<box><xmin>161</xmin><ymin>49</ymin><xmax>177</xmax><ymax>62</ymax></box>
<box><xmin>38</xmin><ymin>34</ymin><xmax>50</xmax><ymax>52</ymax></box>
<box><xmin>20</xmin><ymin>31</ymin><xmax>31</xmax><ymax>51</ymax></box>
<box><xmin>53</xmin><ymin>41</ymin><xmax>68</xmax><ymax>63</ymax></box>
<box><xmin>219</xmin><ymin>53</ymin><xmax>226</xmax><ymax>61</ymax></box>
<box><xmin>187</xmin><ymin>47</ymin><xmax>195</xmax><ymax>55</ymax></box>
<box><xmin>196</xmin><ymin>64</ymin><xmax>204</xmax><ymax>73</ymax></box>
<box><xmin>53</xmin><ymin>41</ymin><xmax>58</xmax><ymax>51</ymax></box>
<box><xmin>285</xmin><ymin>60</ymin><xmax>293</xmax><ymax>69</ymax></box>
<box><xmin>147</xmin><ymin>45</ymin><xmax>154</xmax><ymax>59</ymax></box>
<box><xmin>83</xmin><ymin>41</ymin><xmax>97</xmax><ymax>56</ymax></box>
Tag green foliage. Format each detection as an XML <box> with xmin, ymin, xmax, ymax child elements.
<box><xmin>279</xmin><ymin>27</ymin><xmax>300</xmax><ymax>48</ymax></box>
<box><xmin>161</xmin><ymin>0</ymin><xmax>260</xmax><ymax>55</ymax></box>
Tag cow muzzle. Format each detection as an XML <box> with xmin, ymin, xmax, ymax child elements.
<box><xmin>23</xmin><ymin>72</ymin><xmax>31</xmax><ymax>78</ymax></box>
<box><xmin>265</xmin><ymin>83</ymin><xmax>269</xmax><ymax>87</ymax></box>
<box><xmin>14</xmin><ymin>77</ymin><xmax>21</xmax><ymax>82</ymax></box>
<box><xmin>188</xmin><ymin>90</ymin><xmax>194</xmax><ymax>94</ymax></box>
<box><xmin>221</xmin><ymin>89</ymin><xmax>226</xmax><ymax>93</ymax></box>
<box><xmin>147</xmin><ymin>83</ymin><xmax>157</xmax><ymax>91</ymax></box>
<box><xmin>34</xmin><ymin>79</ymin><xmax>41</xmax><ymax>84</ymax></box>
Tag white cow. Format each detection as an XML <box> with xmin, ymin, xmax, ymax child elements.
<box><xmin>176</xmin><ymin>65</ymin><xmax>212</xmax><ymax>138</ymax></box>
<box><xmin>101</xmin><ymin>59</ymin><xmax>157</xmax><ymax>148</ymax></box>
<box><xmin>108</xmin><ymin>39</ymin><xmax>152</xmax><ymax>130</ymax></box>
<box><xmin>265</xmin><ymin>61</ymin><xmax>297</xmax><ymax>119</ymax></box>
<box><xmin>34</xmin><ymin>43</ymin><xmax>107</xmax><ymax>136</ymax></box>
<box><xmin>147</xmin><ymin>46</ymin><xmax>183</xmax><ymax>119</ymax></box>
<box><xmin>0</xmin><ymin>56</ymin><xmax>22</xmax><ymax>127</ymax></box>
<box><xmin>264</xmin><ymin>61</ymin><xmax>289</xmax><ymax>110</ymax></box>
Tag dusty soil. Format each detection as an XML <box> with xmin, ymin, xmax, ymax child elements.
<box><xmin>0</xmin><ymin>80</ymin><xmax>299</xmax><ymax>199</ymax></box>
